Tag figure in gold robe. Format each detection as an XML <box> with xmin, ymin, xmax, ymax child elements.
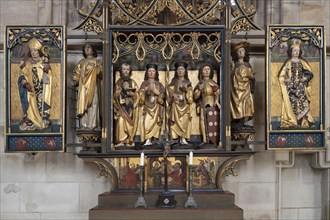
<box><xmin>230</xmin><ymin>42</ymin><xmax>255</xmax><ymax>130</ymax></box>
<box><xmin>71</xmin><ymin>43</ymin><xmax>102</xmax><ymax>130</ymax></box>
<box><xmin>18</xmin><ymin>38</ymin><xmax>52</xmax><ymax>131</ymax></box>
<box><xmin>167</xmin><ymin>62</ymin><xmax>193</xmax><ymax>145</ymax></box>
<box><xmin>193</xmin><ymin>64</ymin><xmax>221</xmax><ymax>145</ymax></box>
<box><xmin>139</xmin><ymin>64</ymin><xmax>165</xmax><ymax>146</ymax></box>
<box><xmin>278</xmin><ymin>39</ymin><xmax>315</xmax><ymax>129</ymax></box>
<box><xmin>113</xmin><ymin>63</ymin><xmax>139</xmax><ymax>146</ymax></box>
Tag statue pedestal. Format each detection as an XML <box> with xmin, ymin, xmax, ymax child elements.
<box><xmin>231</xmin><ymin>130</ymin><xmax>255</xmax><ymax>151</ymax></box>
<box><xmin>76</xmin><ymin>130</ymin><xmax>101</xmax><ymax>143</ymax></box>
<box><xmin>76</xmin><ymin>130</ymin><xmax>101</xmax><ymax>153</ymax></box>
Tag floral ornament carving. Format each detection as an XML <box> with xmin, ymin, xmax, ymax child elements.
<box><xmin>75</xmin><ymin>0</ymin><xmax>226</xmax><ymax>34</ymax></box>
<box><xmin>73</xmin><ymin>0</ymin><xmax>103</xmax><ymax>34</ymax></box>
<box><xmin>231</xmin><ymin>0</ymin><xmax>261</xmax><ymax>35</ymax></box>
<box><xmin>269</xmin><ymin>27</ymin><xmax>323</xmax><ymax>48</ymax></box>
<box><xmin>112</xmin><ymin>0</ymin><xmax>225</xmax><ymax>25</ymax></box>
<box><xmin>75</xmin><ymin>0</ymin><xmax>263</xmax><ymax>34</ymax></box>
<box><xmin>7</xmin><ymin>28</ymin><xmax>62</xmax><ymax>49</ymax></box>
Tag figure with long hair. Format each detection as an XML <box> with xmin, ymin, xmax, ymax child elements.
<box><xmin>167</xmin><ymin>62</ymin><xmax>193</xmax><ymax>145</ymax></box>
<box><xmin>278</xmin><ymin>39</ymin><xmax>315</xmax><ymax>128</ymax></box>
<box><xmin>193</xmin><ymin>64</ymin><xmax>221</xmax><ymax>146</ymax></box>
<box><xmin>230</xmin><ymin>42</ymin><xmax>255</xmax><ymax>130</ymax></box>
<box><xmin>71</xmin><ymin>43</ymin><xmax>103</xmax><ymax>130</ymax></box>
<box><xmin>139</xmin><ymin>64</ymin><xmax>165</xmax><ymax>146</ymax></box>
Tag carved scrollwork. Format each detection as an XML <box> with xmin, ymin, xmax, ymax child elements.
<box><xmin>112</xmin><ymin>31</ymin><xmax>222</xmax><ymax>63</ymax></box>
<box><xmin>230</xmin><ymin>0</ymin><xmax>261</xmax><ymax>35</ymax></box>
<box><xmin>269</xmin><ymin>27</ymin><xmax>323</xmax><ymax>49</ymax></box>
<box><xmin>83</xmin><ymin>158</ymin><xmax>118</xmax><ymax>191</ymax></box>
<box><xmin>75</xmin><ymin>0</ymin><xmax>225</xmax><ymax>34</ymax></box>
<box><xmin>75</xmin><ymin>0</ymin><xmax>262</xmax><ymax>34</ymax></box>
<box><xmin>73</xmin><ymin>0</ymin><xmax>104</xmax><ymax>34</ymax></box>
<box><xmin>7</xmin><ymin>27</ymin><xmax>63</xmax><ymax>49</ymax></box>
<box><xmin>215</xmin><ymin>155</ymin><xmax>251</xmax><ymax>190</ymax></box>
<box><xmin>112</xmin><ymin>0</ymin><xmax>225</xmax><ymax>26</ymax></box>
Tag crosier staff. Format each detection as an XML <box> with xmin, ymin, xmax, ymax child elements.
<box><xmin>41</xmin><ymin>46</ymin><xmax>51</xmax><ymax>128</ymax></box>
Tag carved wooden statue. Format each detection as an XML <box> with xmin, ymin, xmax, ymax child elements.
<box><xmin>167</xmin><ymin>62</ymin><xmax>193</xmax><ymax>145</ymax></box>
<box><xmin>113</xmin><ymin>63</ymin><xmax>140</xmax><ymax>146</ymax></box>
<box><xmin>193</xmin><ymin>64</ymin><xmax>221</xmax><ymax>146</ymax></box>
<box><xmin>18</xmin><ymin>38</ymin><xmax>53</xmax><ymax>131</ymax></box>
<box><xmin>71</xmin><ymin>43</ymin><xmax>103</xmax><ymax>131</ymax></box>
<box><xmin>278</xmin><ymin>39</ymin><xmax>315</xmax><ymax>129</ymax></box>
<box><xmin>230</xmin><ymin>42</ymin><xmax>255</xmax><ymax>130</ymax></box>
<box><xmin>139</xmin><ymin>64</ymin><xmax>165</xmax><ymax>146</ymax></box>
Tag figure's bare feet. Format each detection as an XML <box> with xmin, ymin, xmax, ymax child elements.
<box><xmin>144</xmin><ymin>139</ymin><xmax>152</xmax><ymax>146</ymax></box>
<box><xmin>180</xmin><ymin>137</ymin><xmax>189</xmax><ymax>145</ymax></box>
<box><xmin>115</xmin><ymin>142</ymin><xmax>125</xmax><ymax>147</ymax></box>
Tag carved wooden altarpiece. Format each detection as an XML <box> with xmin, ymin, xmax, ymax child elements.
<box><xmin>69</xmin><ymin>1</ymin><xmax>262</xmax><ymax>202</ymax></box>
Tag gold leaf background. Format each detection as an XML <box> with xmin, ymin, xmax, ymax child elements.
<box><xmin>115</xmin><ymin>70</ymin><xmax>219</xmax><ymax>136</ymax></box>
<box><xmin>10</xmin><ymin>63</ymin><xmax>63</xmax><ymax>122</ymax></box>
<box><xmin>270</xmin><ymin>62</ymin><xmax>320</xmax><ymax>118</ymax></box>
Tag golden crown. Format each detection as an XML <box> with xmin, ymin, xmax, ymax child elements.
<box><xmin>232</xmin><ymin>41</ymin><xmax>250</xmax><ymax>51</ymax></box>
<box><xmin>289</xmin><ymin>38</ymin><xmax>301</xmax><ymax>48</ymax></box>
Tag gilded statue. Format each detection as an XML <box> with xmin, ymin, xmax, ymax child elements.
<box><xmin>113</xmin><ymin>63</ymin><xmax>139</xmax><ymax>146</ymax></box>
<box><xmin>18</xmin><ymin>38</ymin><xmax>52</xmax><ymax>131</ymax></box>
<box><xmin>167</xmin><ymin>62</ymin><xmax>193</xmax><ymax>145</ymax></box>
<box><xmin>193</xmin><ymin>64</ymin><xmax>221</xmax><ymax>146</ymax></box>
<box><xmin>230</xmin><ymin>42</ymin><xmax>255</xmax><ymax>130</ymax></box>
<box><xmin>278</xmin><ymin>39</ymin><xmax>315</xmax><ymax>129</ymax></box>
<box><xmin>71</xmin><ymin>43</ymin><xmax>103</xmax><ymax>131</ymax></box>
<box><xmin>139</xmin><ymin>64</ymin><xmax>165</xmax><ymax>146</ymax></box>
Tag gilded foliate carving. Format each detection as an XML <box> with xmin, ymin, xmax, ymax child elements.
<box><xmin>7</xmin><ymin>28</ymin><xmax>62</xmax><ymax>49</ymax></box>
<box><xmin>110</xmin><ymin>0</ymin><xmax>224</xmax><ymax>26</ymax></box>
<box><xmin>74</xmin><ymin>0</ymin><xmax>103</xmax><ymax>34</ymax></box>
<box><xmin>231</xmin><ymin>0</ymin><xmax>261</xmax><ymax>34</ymax></box>
<box><xmin>231</xmin><ymin>18</ymin><xmax>254</xmax><ymax>35</ymax></box>
<box><xmin>269</xmin><ymin>27</ymin><xmax>323</xmax><ymax>48</ymax></box>
<box><xmin>112</xmin><ymin>31</ymin><xmax>222</xmax><ymax>63</ymax></box>
<box><xmin>77</xmin><ymin>132</ymin><xmax>101</xmax><ymax>142</ymax></box>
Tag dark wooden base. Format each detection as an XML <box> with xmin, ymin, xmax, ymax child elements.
<box><xmin>89</xmin><ymin>191</ymin><xmax>243</xmax><ymax>220</ymax></box>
